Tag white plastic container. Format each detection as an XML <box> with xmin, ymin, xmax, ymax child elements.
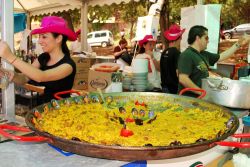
<box><xmin>111</xmin><ymin>82</ymin><xmax>123</xmax><ymax>92</ymax></box>
<box><xmin>131</xmin><ymin>59</ymin><xmax>148</xmax><ymax>73</ymax></box>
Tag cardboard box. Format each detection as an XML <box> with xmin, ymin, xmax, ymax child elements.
<box><xmin>88</xmin><ymin>70</ymin><xmax>112</xmax><ymax>92</ymax></box>
<box><xmin>73</xmin><ymin>77</ymin><xmax>88</xmax><ymax>90</ymax></box>
<box><xmin>72</xmin><ymin>57</ymin><xmax>95</xmax><ymax>90</ymax></box>
<box><xmin>76</xmin><ymin>67</ymin><xmax>89</xmax><ymax>78</ymax></box>
<box><xmin>72</xmin><ymin>57</ymin><xmax>96</xmax><ymax>68</ymax></box>
<box><xmin>74</xmin><ymin>72</ymin><xmax>88</xmax><ymax>80</ymax></box>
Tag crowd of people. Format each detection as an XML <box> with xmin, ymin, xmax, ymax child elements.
<box><xmin>114</xmin><ymin>24</ymin><xmax>250</xmax><ymax>96</ymax></box>
<box><xmin>0</xmin><ymin>15</ymin><xmax>250</xmax><ymax>106</ymax></box>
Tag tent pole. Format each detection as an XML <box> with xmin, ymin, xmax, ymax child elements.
<box><xmin>1</xmin><ymin>0</ymin><xmax>16</xmax><ymax>122</ymax></box>
<box><xmin>81</xmin><ymin>0</ymin><xmax>88</xmax><ymax>51</ymax></box>
<box><xmin>27</xmin><ymin>13</ymin><xmax>31</xmax><ymax>53</ymax></box>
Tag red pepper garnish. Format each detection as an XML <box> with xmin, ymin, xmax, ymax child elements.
<box><xmin>135</xmin><ymin>100</ymin><xmax>139</xmax><ymax>105</ymax></box>
<box><xmin>120</xmin><ymin>128</ymin><xmax>134</xmax><ymax>137</ymax></box>
<box><xmin>135</xmin><ymin>100</ymin><xmax>146</xmax><ymax>106</ymax></box>
<box><xmin>125</xmin><ymin>118</ymin><xmax>135</xmax><ymax>123</ymax></box>
<box><xmin>34</xmin><ymin>111</ymin><xmax>41</xmax><ymax>118</ymax></box>
<box><xmin>120</xmin><ymin>124</ymin><xmax>134</xmax><ymax>137</ymax></box>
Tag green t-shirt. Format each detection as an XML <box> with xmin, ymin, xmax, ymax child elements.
<box><xmin>178</xmin><ymin>47</ymin><xmax>219</xmax><ymax>93</ymax></box>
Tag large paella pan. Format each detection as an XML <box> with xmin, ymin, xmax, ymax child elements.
<box><xmin>1</xmin><ymin>92</ymin><xmax>239</xmax><ymax>161</ymax></box>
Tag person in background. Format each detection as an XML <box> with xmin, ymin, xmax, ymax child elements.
<box><xmin>220</xmin><ymin>23</ymin><xmax>225</xmax><ymax>40</ymax></box>
<box><xmin>160</xmin><ymin>24</ymin><xmax>185</xmax><ymax>94</ymax></box>
<box><xmin>70</xmin><ymin>29</ymin><xmax>92</xmax><ymax>55</ymax></box>
<box><xmin>120</xmin><ymin>28</ymin><xmax>125</xmax><ymax>39</ymax></box>
<box><xmin>178</xmin><ymin>25</ymin><xmax>250</xmax><ymax>97</ymax></box>
<box><xmin>113</xmin><ymin>38</ymin><xmax>130</xmax><ymax>69</ymax></box>
<box><xmin>0</xmin><ymin>16</ymin><xmax>77</xmax><ymax>105</ymax></box>
<box><xmin>134</xmin><ymin>35</ymin><xmax>161</xmax><ymax>91</ymax></box>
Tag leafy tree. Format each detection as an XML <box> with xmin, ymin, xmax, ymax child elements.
<box><xmin>221</xmin><ymin>0</ymin><xmax>250</xmax><ymax>28</ymax></box>
<box><xmin>119</xmin><ymin>0</ymin><xmax>147</xmax><ymax>41</ymax></box>
<box><xmin>88</xmin><ymin>5</ymin><xmax>113</xmax><ymax>23</ymax></box>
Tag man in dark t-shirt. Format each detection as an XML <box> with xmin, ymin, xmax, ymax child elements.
<box><xmin>160</xmin><ymin>24</ymin><xmax>185</xmax><ymax>94</ymax></box>
<box><xmin>178</xmin><ymin>25</ymin><xmax>250</xmax><ymax>97</ymax></box>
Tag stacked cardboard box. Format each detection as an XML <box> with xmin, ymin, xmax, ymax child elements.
<box><xmin>72</xmin><ymin>57</ymin><xmax>96</xmax><ymax>90</ymax></box>
<box><xmin>88</xmin><ymin>69</ymin><xmax>113</xmax><ymax>92</ymax></box>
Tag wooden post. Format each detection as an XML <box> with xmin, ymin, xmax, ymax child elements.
<box><xmin>81</xmin><ymin>0</ymin><xmax>88</xmax><ymax>51</ymax></box>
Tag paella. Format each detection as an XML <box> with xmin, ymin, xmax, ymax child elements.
<box><xmin>31</xmin><ymin>93</ymin><xmax>235</xmax><ymax>147</ymax></box>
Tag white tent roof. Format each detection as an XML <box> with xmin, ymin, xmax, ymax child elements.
<box><xmin>14</xmin><ymin>0</ymin><xmax>139</xmax><ymax>16</ymax></box>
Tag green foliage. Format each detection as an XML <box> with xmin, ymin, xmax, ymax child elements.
<box><xmin>88</xmin><ymin>5</ymin><xmax>113</xmax><ymax>23</ymax></box>
<box><xmin>31</xmin><ymin>0</ymin><xmax>250</xmax><ymax>41</ymax></box>
<box><xmin>169</xmin><ymin>0</ymin><xmax>197</xmax><ymax>24</ymax></box>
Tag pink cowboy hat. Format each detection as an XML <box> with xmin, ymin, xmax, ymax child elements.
<box><xmin>76</xmin><ymin>29</ymin><xmax>81</xmax><ymax>36</ymax></box>
<box><xmin>138</xmin><ymin>35</ymin><xmax>157</xmax><ymax>47</ymax></box>
<box><xmin>164</xmin><ymin>24</ymin><xmax>185</xmax><ymax>41</ymax></box>
<box><xmin>31</xmin><ymin>16</ymin><xmax>77</xmax><ymax>41</ymax></box>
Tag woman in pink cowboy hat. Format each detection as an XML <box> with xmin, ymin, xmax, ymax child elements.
<box><xmin>0</xmin><ymin>16</ymin><xmax>77</xmax><ymax>105</ymax></box>
<box><xmin>133</xmin><ymin>34</ymin><xmax>161</xmax><ymax>91</ymax></box>
<box><xmin>160</xmin><ymin>24</ymin><xmax>185</xmax><ymax>94</ymax></box>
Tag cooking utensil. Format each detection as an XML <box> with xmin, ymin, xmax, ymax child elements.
<box><xmin>0</xmin><ymin>92</ymin><xmax>239</xmax><ymax>161</ymax></box>
<box><xmin>179</xmin><ymin>87</ymin><xmax>206</xmax><ymax>99</ymax></box>
<box><xmin>202</xmin><ymin>77</ymin><xmax>250</xmax><ymax>109</ymax></box>
<box><xmin>215</xmin><ymin>133</ymin><xmax>250</xmax><ymax>148</ymax></box>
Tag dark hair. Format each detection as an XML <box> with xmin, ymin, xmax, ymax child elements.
<box><xmin>52</xmin><ymin>33</ymin><xmax>70</xmax><ymax>57</ymax></box>
<box><xmin>39</xmin><ymin>33</ymin><xmax>70</xmax><ymax>66</ymax></box>
<box><xmin>187</xmin><ymin>25</ymin><xmax>208</xmax><ymax>44</ymax></box>
<box><xmin>138</xmin><ymin>42</ymin><xmax>147</xmax><ymax>54</ymax></box>
<box><xmin>119</xmin><ymin>38</ymin><xmax>128</xmax><ymax>45</ymax></box>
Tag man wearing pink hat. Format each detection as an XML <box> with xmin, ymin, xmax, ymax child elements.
<box><xmin>0</xmin><ymin>16</ymin><xmax>78</xmax><ymax>105</ymax></box>
<box><xmin>160</xmin><ymin>24</ymin><xmax>185</xmax><ymax>94</ymax></box>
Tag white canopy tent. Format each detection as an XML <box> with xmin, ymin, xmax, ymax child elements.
<box><xmin>14</xmin><ymin>0</ymin><xmax>140</xmax><ymax>52</ymax></box>
<box><xmin>1</xmin><ymin>0</ymin><xmax>140</xmax><ymax>121</ymax></box>
<box><xmin>14</xmin><ymin>0</ymin><xmax>139</xmax><ymax>16</ymax></box>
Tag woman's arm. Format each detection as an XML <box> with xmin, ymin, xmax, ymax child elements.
<box><xmin>11</xmin><ymin>58</ymin><xmax>73</xmax><ymax>82</ymax></box>
<box><xmin>152</xmin><ymin>57</ymin><xmax>160</xmax><ymax>71</ymax></box>
<box><xmin>147</xmin><ymin>51</ymin><xmax>160</xmax><ymax>71</ymax></box>
<box><xmin>0</xmin><ymin>41</ymin><xmax>73</xmax><ymax>83</ymax></box>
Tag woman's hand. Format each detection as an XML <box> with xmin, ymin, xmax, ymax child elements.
<box><xmin>0</xmin><ymin>41</ymin><xmax>13</xmax><ymax>61</ymax></box>
<box><xmin>0</xmin><ymin>68</ymin><xmax>14</xmax><ymax>82</ymax></box>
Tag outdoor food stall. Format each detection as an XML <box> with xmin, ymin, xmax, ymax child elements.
<box><xmin>1</xmin><ymin>1</ymin><xmax>250</xmax><ymax>167</ymax></box>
